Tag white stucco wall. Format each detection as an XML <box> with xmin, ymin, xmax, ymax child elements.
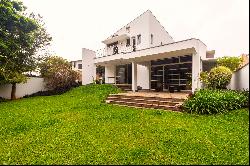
<box><xmin>137</xmin><ymin>61</ymin><xmax>150</xmax><ymax>89</ymax></box>
<box><xmin>104</xmin><ymin>65</ymin><xmax>116</xmax><ymax>84</ymax></box>
<box><xmin>104</xmin><ymin>10</ymin><xmax>174</xmax><ymax>53</ymax></box>
<box><xmin>227</xmin><ymin>63</ymin><xmax>249</xmax><ymax>90</ymax></box>
<box><xmin>0</xmin><ymin>77</ymin><xmax>46</xmax><ymax>99</ymax></box>
<box><xmin>149</xmin><ymin>11</ymin><xmax>174</xmax><ymax>47</ymax></box>
<box><xmin>82</xmin><ymin>48</ymin><xmax>96</xmax><ymax>85</ymax></box>
<box><xmin>192</xmin><ymin>41</ymin><xmax>207</xmax><ymax>92</ymax></box>
<box><xmin>105</xmin><ymin>10</ymin><xmax>151</xmax><ymax>51</ymax></box>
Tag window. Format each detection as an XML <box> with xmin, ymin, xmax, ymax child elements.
<box><xmin>107</xmin><ymin>41</ymin><xmax>118</xmax><ymax>48</ymax></box>
<box><xmin>78</xmin><ymin>64</ymin><xmax>82</xmax><ymax>69</ymax></box>
<box><xmin>150</xmin><ymin>34</ymin><xmax>153</xmax><ymax>44</ymax></box>
<box><xmin>126</xmin><ymin>26</ymin><xmax>130</xmax><ymax>33</ymax></box>
<box><xmin>137</xmin><ymin>34</ymin><xmax>141</xmax><ymax>45</ymax></box>
<box><xmin>126</xmin><ymin>38</ymin><xmax>130</xmax><ymax>47</ymax></box>
<box><xmin>72</xmin><ymin>62</ymin><xmax>76</xmax><ymax>68</ymax></box>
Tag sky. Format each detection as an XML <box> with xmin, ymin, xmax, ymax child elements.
<box><xmin>21</xmin><ymin>0</ymin><xmax>249</xmax><ymax>61</ymax></box>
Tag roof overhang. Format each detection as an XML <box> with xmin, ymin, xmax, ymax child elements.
<box><xmin>102</xmin><ymin>34</ymin><xmax>130</xmax><ymax>44</ymax></box>
<box><xmin>95</xmin><ymin>38</ymin><xmax>205</xmax><ymax>65</ymax></box>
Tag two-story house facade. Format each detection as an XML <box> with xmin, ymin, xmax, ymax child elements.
<box><xmin>71</xmin><ymin>60</ymin><xmax>83</xmax><ymax>82</ymax></box>
<box><xmin>82</xmin><ymin>10</ymin><xmax>214</xmax><ymax>92</ymax></box>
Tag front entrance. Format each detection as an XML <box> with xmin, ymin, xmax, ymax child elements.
<box><xmin>150</xmin><ymin>55</ymin><xmax>192</xmax><ymax>92</ymax></box>
<box><xmin>116</xmin><ymin>64</ymin><xmax>132</xmax><ymax>84</ymax></box>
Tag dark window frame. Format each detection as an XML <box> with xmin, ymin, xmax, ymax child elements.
<box><xmin>78</xmin><ymin>64</ymin><xmax>82</xmax><ymax>69</ymax></box>
<box><xmin>137</xmin><ymin>34</ymin><xmax>141</xmax><ymax>45</ymax></box>
<box><xmin>126</xmin><ymin>38</ymin><xmax>130</xmax><ymax>47</ymax></box>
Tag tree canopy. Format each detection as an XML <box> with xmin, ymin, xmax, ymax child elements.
<box><xmin>0</xmin><ymin>0</ymin><xmax>52</xmax><ymax>99</ymax></box>
<box><xmin>216</xmin><ymin>56</ymin><xmax>242</xmax><ymax>72</ymax></box>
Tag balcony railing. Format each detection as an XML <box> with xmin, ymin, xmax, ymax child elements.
<box><xmin>96</xmin><ymin>45</ymin><xmax>133</xmax><ymax>58</ymax></box>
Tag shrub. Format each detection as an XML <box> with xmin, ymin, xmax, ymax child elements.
<box><xmin>217</xmin><ymin>56</ymin><xmax>242</xmax><ymax>72</ymax></box>
<box><xmin>200</xmin><ymin>66</ymin><xmax>232</xmax><ymax>89</ymax></box>
<box><xmin>39</xmin><ymin>56</ymin><xmax>80</xmax><ymax>90</ymax></box>
<box><xmin>182</xmin><ymin>89</ymin><xmax>249</xmax><ymax>114</ymax></box>
<box><xmin>23</xmin><ymin>82</ymin><xmax>81</xmax><ymax>98</ymax></box>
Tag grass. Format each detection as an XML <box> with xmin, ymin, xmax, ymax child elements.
<box><xmin>0</xmin><ymin>84</ymin><xmax>249</xmax><ymax>165</ymax></box>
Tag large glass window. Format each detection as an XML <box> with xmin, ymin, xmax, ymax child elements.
<box><xmin>151</xmin><ymin>55</ymin><xmax>192</xmax><ymax>92</ymax></box>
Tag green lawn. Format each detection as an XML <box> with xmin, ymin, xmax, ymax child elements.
<box><xmin>0</xmin><ymin>84</ymin><xmax>249</xmax><ymax>165</ymax></box>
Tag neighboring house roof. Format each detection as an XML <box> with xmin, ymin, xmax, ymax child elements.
<box><xmin>206</xmin><ymin>50</ymin><xmax>215</xmax><ymax>59</ymax></box>
<box><xmin>104</xmin><ymin>10</ymin><xmax>174</xmax><ymax>42</ymax></box>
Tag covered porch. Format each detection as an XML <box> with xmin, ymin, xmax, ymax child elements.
<box><xmin>93</xmin><ymin>38</ymin><xmax>207</xmax><ymax>93</ymax></box>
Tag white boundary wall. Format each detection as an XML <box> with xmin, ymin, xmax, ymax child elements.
<box><xmin>0</xmin><ymin>77</ymin><xmax>46</xmax><ymax>99</ymax></box>
<box><xmin>227</xmin><ymin>63</ymin><xmax>249</xmax><ymax>90</ymax></box>
<box><xmin>82</xmin><ymin>48</ymin><xmax>96</xmax><ymax>85</ymax></box>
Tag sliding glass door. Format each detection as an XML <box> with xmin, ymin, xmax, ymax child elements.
<box><xmin>116</xmin><ymin>64</ymin><xmax>132</xmax><ymax>84</ymax></box>
<box><xmin>151</xmin><ymin>55</ymin><xmax>192</xmax><ymax>92</ymax></box>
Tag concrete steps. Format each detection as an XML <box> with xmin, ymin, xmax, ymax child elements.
<box><xmin>106</xmin><ymin>94</ymin><xmax>185</xmax><ymax>112</ymax></box>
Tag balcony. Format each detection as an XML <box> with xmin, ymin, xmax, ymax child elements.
<box><xmin>96</xmin><ymin>45</ymin><xmax>134</xmax><ymax>58</ymax></box>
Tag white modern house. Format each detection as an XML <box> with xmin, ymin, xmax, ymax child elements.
<box><xmin>82</xmin><ymin>10</ymin><xmax>215</xmax><ymax>93</ymax></box>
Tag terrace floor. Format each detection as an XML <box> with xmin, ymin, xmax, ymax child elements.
<box><xmin>117</xmin><ymin>91</ymin><xmax>189</xmax><ymax>99</ymax></box>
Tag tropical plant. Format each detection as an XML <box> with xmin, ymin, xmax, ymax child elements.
<box><xmin>182</xmin><ymin>89</ymin><xmax>249</xmax><ymax>114</ymax></box>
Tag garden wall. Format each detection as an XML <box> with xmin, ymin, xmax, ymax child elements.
<box><xmin>0</xmin><ymin>77</ymin><xmax>46</xmax><ymax>99</ymax></box>
<box><xmin>227</xmin><ymin>63</ymin><xmax>249</xmax><ymax>90</ymax></box>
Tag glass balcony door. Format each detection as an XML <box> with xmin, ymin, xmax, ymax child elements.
<box><xmin>116</xmin><ymin>64</ymin><xmax>132</xmax><ymax>84</ymax></box>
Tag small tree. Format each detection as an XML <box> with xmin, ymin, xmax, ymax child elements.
<box><xmin>39</xmin><ymin>56</ymin><xmax>80</xmax><ymax>91</ymax></box>
<box><xmin>217</xmin><ymin>56</ymin><xmax>242</xmax><ymax>72</ymax></box>
<box><xmin>200</xmin><ymin>66</ymin><xmax>232</xmax><ymax>89</ymax></box>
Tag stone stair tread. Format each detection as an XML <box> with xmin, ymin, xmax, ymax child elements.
<box><xmin>105</xmin><ymin>100</ymin><xmax>114</xmax><ymax>103</ymax></box>
<box><xmin>134</xmin><ymin>99</ymin><xmax>145</xmax><ymax>101</ymax></box>
<box><xmin>137</xmin><ymin>102</ymin><xmax>147</xmax><ymax>105</ymax></box>
<box><xmin>126</xmin><ymin>101</ymin><xmax>136</xmax><ymax>104</ymax></box>
<box><xmin>159</xmin><ymin>101</ymin><xmax>171</xmax><ymax>103</ymax></box>
<box><xmin>159</xmin><ymin>104</ymin><xmax>176</xmax><ymax>107</ymax></box>
<box><xmin>107</xmin><ymin>96</ymin><xmax>119</xmax><ymax>99</ymax></box>
<box><xmin>110</xmin><ymin>94</ymin><xmax>122</xmax><ymax>95</ymax></box>
<box><xmin>147</xmin><ymin>99</ymin><xmax>159</xmax><ymax>102</ymax></box>
<box><xmin>115</xmin><ymin>101</ymin><xmax>125</xmax><ymax>103</ymax></box>
<box><xmin>121</xmin><ymin>97</ymin><xmax>131</xmax><ymax>100</ymax></box>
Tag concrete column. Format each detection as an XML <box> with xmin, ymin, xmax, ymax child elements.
<box><xmin>132</xmin><ymin>61</ymin><xmax>138</xmax><ymax>92</ymax></box>
<box><xmin>192</xmin><ymin>52</ymin><xmax>202</xmax><ymax>93</ymax></box>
